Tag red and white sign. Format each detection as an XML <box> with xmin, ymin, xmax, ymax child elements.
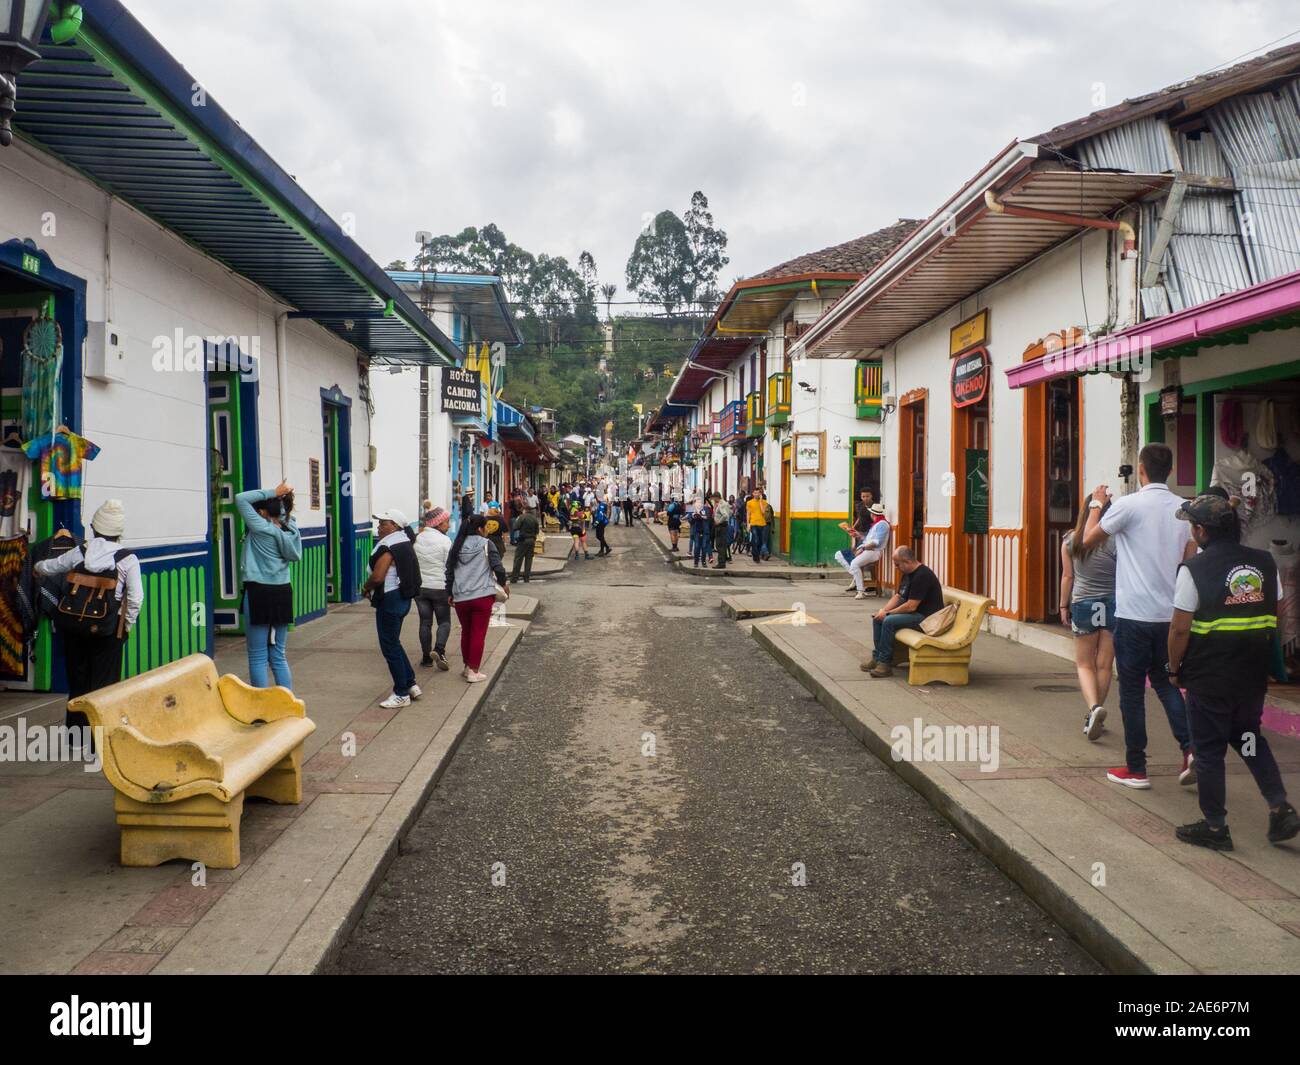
<box><xmin>951</xmin><ymin>347</ymin><xmax>990</xmax><ymax>408</ymax></box>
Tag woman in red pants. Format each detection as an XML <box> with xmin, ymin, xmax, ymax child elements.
<box><xmin>445</xmin><ymin>513</ymin><xmax>509</xmax><ymax>682</ymax></box>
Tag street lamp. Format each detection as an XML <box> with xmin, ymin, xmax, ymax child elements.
<box><xmin>0</xmin><ymin>1</ymin><xmax>55</xmax><ymax>147</ymax></box>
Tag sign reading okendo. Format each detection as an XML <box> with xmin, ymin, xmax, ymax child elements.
<box><xmin>951</xmin><ymin>347</ymin><xmax>990</xmax><ymax>408</ymax></box>
<box><xmin>441</xmin><ymin>367</ymin><xmax>483</xmax><ymax>415</ymax></box>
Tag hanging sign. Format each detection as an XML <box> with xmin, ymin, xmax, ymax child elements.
<box><xmin>950</xmin><ymin>309</ymin><xmax>989</xmax><ymax>357</ymax></box>
<box><xmin>441</xmin><ymin>367</ymin><xmax>483</xmax><ymax>415</ymax></box>
<box><xmin>951</xmin><ymin>347</ymin><xmax>990</xmax><ymax>408</ymax></box>
<box><xmin>963</xmin><ymin>448</ymin><xmax>989</xmax><ymax>534</ymax></box>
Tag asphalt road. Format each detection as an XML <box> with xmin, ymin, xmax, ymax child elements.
<box><xmin>333</xmin><ymin>520</ymin><xmax>1101</xmax><ymax>974</ymax></box>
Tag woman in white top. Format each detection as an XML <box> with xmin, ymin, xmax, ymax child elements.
<box><xmin>414</xmin><ymin>506</ymin><xmax>453</xmax><ymax>670</ymax></box>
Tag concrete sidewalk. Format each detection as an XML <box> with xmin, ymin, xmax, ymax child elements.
<box><xmin>0</xmin><ymin>592</ymin><xmax>537</xmax><ymax>975</ymax></box>
<box><xmin>642</xmin><ymin>514</ymin><xmax>842</xmax><ymax>581</ymax></box>
<box><xmin>735</xmin><ymin>587</ymin><xmax>1300</xmax><ymax>974</ymax></box>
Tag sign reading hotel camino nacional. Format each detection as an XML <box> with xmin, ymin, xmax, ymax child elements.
<box><xmin>951</xmin><ymin>348</ymin><xmax>990</xmax><ymax>408</ymax></box>
<box><xmin>441</xmin><ymin>367</ymin><xmax>483</xmax><ymax>415</ymax></box>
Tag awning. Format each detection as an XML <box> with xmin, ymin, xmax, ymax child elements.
<box><xmin>796</xmin><ymin>145</ymin><xmax>1172</xmax><ymax>358</ymax></box>
<box><xmin>10</xmin><ymin>1</ymin><xmax>458</xmax><ymax>367</ymax></box>
<box><xmin>1007</xmin><ymin>268</ymin><xmax>1300</xmax><ymax>389</ymax></box>
<box><xmin>389</xmin><ymin>272</ymin><xmax>521</xmax><ymax>346</ymax></box>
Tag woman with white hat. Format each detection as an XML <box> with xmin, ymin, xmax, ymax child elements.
<box><xmin>34</xmin><ymin>499</ymin><xmax>144</xmax><ymax>724</ymax></box>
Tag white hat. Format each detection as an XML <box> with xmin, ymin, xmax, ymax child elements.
<box><xmin>373</xmin><ymin>508</ymin><xmax>409</xmax><ymax>527</ymax></box>
<box><xmin>91</xmin><ymin>499</ymin><xmax>126</xmax><ymax>537</ymax></box>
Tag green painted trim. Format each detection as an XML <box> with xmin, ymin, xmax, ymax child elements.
<box><xmin>1196</xmin><ymin>392</ymin><xmax>1214</xmax><ymax>493</ymax></box>
<box><xmin>788</xmin><ymin>515</ymin><xmax>846</xmax><ymax>567</ymax></box>
<box><xmin>121</xmin><ymin>563</ymin><xmax>207</xmax><ymax>680</ymax></box>
<box><xmin>1144</xmin><ymin>390</ymin><xmax>1164</xmax><ymax>444</ymax></box>
<box><xmin>1178</xmin><ymin>358</ymin><xmax>1300</xmax><ymax>398</ymax></box>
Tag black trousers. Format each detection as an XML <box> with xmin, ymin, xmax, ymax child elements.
<box><xmin>62</xmin><ymin>630</ymin><xmax>126</xmax><ymax>729</ymax></box>
<box><xmin>594</xmin><ymin>524</ymin><xmax>608</xmax><ymax>552</ymax></box>
<box><xmin>415</xmin><ymin>588</ymin><xmax>451</xmax><ymax>656</ymax></box>
<box><xmin>713</xmin><ymin>525</ymin><xmax>729</xmax><ymax>566</ymax></box>
<box><xmin>511</xmin><ymin>538</ymin><xmax>536</xmax><ymax>580</ymax></box>
<box><xmin>1186</xmin><ymin>686</ymin><xmax>1288</xmax><ymax>825</ymax></box>
<box><xmin>622</xmin><ymin>500</ymin><xmax>634</xmax><ymax>525</ymax></box>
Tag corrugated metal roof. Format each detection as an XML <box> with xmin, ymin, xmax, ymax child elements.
<box><xmin>9</xmin><ymin>1</ymin><xmax>457</xmax><ymax>366</ymax></box>
<box><xmin>803</xmin><ymin>166</ymin><xmax>1170</xmax><ymax>356</ymax></box>
<box><xmin>388</xmin><ymin>271</ymin><xmax>522</xmax><ymax>346</ymax></box>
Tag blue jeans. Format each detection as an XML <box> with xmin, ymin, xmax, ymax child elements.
<box><xmin>245</xmin><ymin>607</ymin><xmax>292</xmax><ymax>689</ymax></box>
<box><xmin>751</xmin><ymin>524</ymin><xmax>769</xmax><ymax>562</ymax></box>
<box><xmin>376</xmin><ymin>590</ymin><xmax>415</xmax><ymax>696</ymax></box>
<box><xmin>1113</xmin><ymin>617</ymin><xmax>1190</xmax><ymax>774</ymax></box>
<box><xmin>692</xmin><ymin>526</ymin><xmax>710</xmax><ymax>565</ymax></box>
<box><xmin>872</xmin><ymin>611</ymin><xmax>924</xmax><ymax>662</ymax></box>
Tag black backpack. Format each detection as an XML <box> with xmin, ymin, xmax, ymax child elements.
<box><xmin>54</xmin><ymin>546</ymin><xmax>133</xmax><ymax>638</ymax></box>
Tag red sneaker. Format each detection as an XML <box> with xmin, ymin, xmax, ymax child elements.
<box><xmin>1106</xmin><ymin>767</ymin><xmax>1151</xmax><ymax>790</ymax></box>
<box><xmin>1179</xmin><ymin>751</ymin><xmax>1197</xmax><ymax>786</ymax></box>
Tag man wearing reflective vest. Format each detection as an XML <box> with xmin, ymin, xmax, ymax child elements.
<box><xmin>1167</xmin><ymin>492</ymin><xmax>1299</xmax><ymax>850</ymax></box>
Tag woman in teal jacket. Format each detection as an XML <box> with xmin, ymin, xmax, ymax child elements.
<box><xmin>236</xmin><ymin>480</ymin><xmax>303</xmax><ymax>688</ymax></box>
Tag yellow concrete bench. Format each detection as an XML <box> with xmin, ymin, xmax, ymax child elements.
<box><xmin>893</xmin><ymin>587</ymin><xmax>993</xmax><ymax>686</ymax></box>
<box><xmin>68</xmin><ymin>653</ymin><xmax>316</xmax><ymax>869</ymax></box>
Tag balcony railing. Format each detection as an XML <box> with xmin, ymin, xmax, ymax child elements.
<box><xmin>767</xmin><ymin>371</ymin><xmax>791</xmax><ymax>425</ymax></box>
<box><xmin>718</xmin><ymin>399</ymin><xmax>746</xmax><ymax>445</ymax></box>
<box><xmin>745</xmin><ymin>389</ymin><xmax>764</xmax><ymax>437</ymax></box>
<box><xmin>855</xmin><ymin>361</ymin><xmax>883</xmax><ymax>419</ymax></box>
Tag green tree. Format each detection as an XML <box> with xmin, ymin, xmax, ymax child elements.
<box><xmin>625</xmin><ymin>210</ymin><xmax>693</xmax><ymax>315</ymax></box>
<box><xmin>683</xmin><ymin>190</ymin><xmax>729</xmax><ymax>313</ymax></box>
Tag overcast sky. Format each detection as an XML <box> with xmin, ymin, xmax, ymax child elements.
<box><xmin>131</xmin><ymin>0</ymin><xmax>1297</xmax><ymax>300</ymax></box>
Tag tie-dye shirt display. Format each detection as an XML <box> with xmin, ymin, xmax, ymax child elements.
<box><xmin>22</xmin><ymin>430</ymin><xmax>100</xmax><ymax>500</ymax></box>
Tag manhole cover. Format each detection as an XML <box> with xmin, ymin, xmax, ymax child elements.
<box><xmin>1033</xmin><ymin>684</ymin><xmax>1078</xmax><ymax>693</ymax></box>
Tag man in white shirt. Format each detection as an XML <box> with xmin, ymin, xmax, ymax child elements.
<box><xmin>1082</xmin><ymin>442</ymin><xmax>1196</xmax><ymax>790</ymax></box>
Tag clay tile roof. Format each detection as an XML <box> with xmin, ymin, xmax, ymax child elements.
<box><xmin>1031</xmin><ymin>39</ymin><xmax>1300</xmax><ymax>150</ymax></box>
<box><xmin>750</xmin><ymin>219</ymin><xmax>923</xmax><ymax>281</ymax></box>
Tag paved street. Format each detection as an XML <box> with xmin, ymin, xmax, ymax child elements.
<box><xmin>334</xmin><ymin>521</ymin><xmax>1101</xmax><ymax>974</ymax></box>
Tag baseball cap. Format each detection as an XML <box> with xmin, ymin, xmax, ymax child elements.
<box><xmin>373</xmin><ymin>508</ymin><xmax>409</xmax><ymax>527</ymax></box>
<box><xmin>1175</xmin><ymin>493</ymin><xmax>1236</xmax><ymax>529</ymax></box>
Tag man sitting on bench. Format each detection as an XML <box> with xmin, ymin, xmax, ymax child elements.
<box><xmin>863</xmin><ymin>546</ymin><xmax>945</xmax><ymax>677</ymax></box>
<box><xmin>837</xmin><ymin>502</ymin><xmax>889</xmax><ymax>599</ymax></box>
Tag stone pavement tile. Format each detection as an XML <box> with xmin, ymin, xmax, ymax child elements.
<box><xmin>968</xmin><ymin>776</ymin><xmax>1300</xmax><ymax>974</ymax></box>
<box><xmin>69</xmin><ymin>951</ymin><xmax>162</xmax><ymax>976</ymax></box>
<box><xmin>127</xmin><ymin>883</ymin><xmax>229</xmax><ymax>927</ymax></box>
<box><xmin>0</xmin><ymin>788</ymin><xmax>177</xmax><ymax>974</ymax></box>
<box><xmin>341</xmin><ymin>694</ymin><xmax>460</xmax><ymax>784</ymax></box>
<box><xmin>97</xmin><ymin>924</ymin><xmax>188</xmax><ymax>954</ymax></box>
<box><xmin>1246</xmin><ymin>898</ymin><xmax>1300</xmax><ymax>938</ymax></box>
<box><xmin>154</xmin><ymin>791</ymin><xmax>389</xmax><ymax>974</ymax></box>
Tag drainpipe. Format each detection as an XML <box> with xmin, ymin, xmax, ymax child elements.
<box><xmin>276</xmin><ymin>312</ymin><xmax>291</xmax><ymax>480</ymax></box>
<box><xmin>983</xmin><ymin>190</ymin><xmax>1136</xmax><ymax>256</ymax></box>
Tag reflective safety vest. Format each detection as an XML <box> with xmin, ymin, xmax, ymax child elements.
<box><xmin>1180</xmin><ymin>540</ymin><xmax>1277</xmax><ymax>699</ymax></box>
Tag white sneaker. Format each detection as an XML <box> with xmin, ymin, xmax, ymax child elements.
<box><xmin>1084</xmin><ymin>705</ymin><xmax>1106</xmax><ymax>741</ymax></box>
<box><xmin>409</xmin><ymin>684</ymin><xmax>422</xmax><ymax>700</ymax></box>
<box><xmin>379</xmin><ymin>693</ymin><xmax>411</xmax><ymax>709</ymax></box>
<box><xmin>854</xmin><ymin>591</ymin><xmax>867</xmax><ymax>600</ymax></box>
<box><xmin>466</xmin><ymin>670</ymin><xmax>488</xmax><ymax>683</ymax></box>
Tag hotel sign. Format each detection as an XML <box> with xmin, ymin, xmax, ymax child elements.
<box><xmin>441</xmin><ymin>367</ymin><xmax>483</xmax><ymax>415</ymax></box>
<box><xmin>950</xmin><ymin>309</ymin><xmax>989</xmax><ymax>358</ymax></box>
<box><xmin>951</xmin><ymin>347</ymin><xmax>990</xmax><ymax>408</ymax></box>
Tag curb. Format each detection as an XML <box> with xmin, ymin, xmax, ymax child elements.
<box><xmin>750</xmin><ymin>621</ymin><xmax>1195</xmax><ymax>976</ymax></box>
<box><xmin>270</xmin><ymin>623</ymin><xmax>528</xmax><ymax>974</ymax></box>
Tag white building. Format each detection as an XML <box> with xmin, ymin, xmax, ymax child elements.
<box><xmin>0</xmin><ymin>5</ymin><xmax>458</xmax><ymax>693</ymax></box>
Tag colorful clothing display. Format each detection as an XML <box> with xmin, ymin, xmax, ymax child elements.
<box><xmin>0</xmin><ymin>446</ymin><xmax>28</xmax><ymax>537</ymax></box>
<box><xmin>0</xmin><ymin>534</ymin><xmax>30</xmax><ymax>679</ymax></box>
<box><xmin>22</xmin><ymin>429</ymin><xmax>99</xmax><ymax>500</ymax></box>
<box><xmin>21</xmin><ymin>315</ymin><xmax>62</xmax><ymax>441</ymax></box>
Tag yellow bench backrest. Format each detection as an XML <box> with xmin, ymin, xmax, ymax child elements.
<box><xmin>69</xmin><ymin>653</ymin><xmax>225</xmax><ymax>742</ymax></box>
<box><xmin>936</xmin><ymin>587</ymin><xmax>993</xmax><ymax>647</ymax></box>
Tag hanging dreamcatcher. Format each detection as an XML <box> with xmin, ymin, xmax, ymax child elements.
<box><xmin>21</xmin><ymin>311</ymin><xmax>62</xmax><ymax>441</ymax></box>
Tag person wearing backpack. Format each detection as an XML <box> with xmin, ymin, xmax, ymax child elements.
<box><xmin>35</xmin><ymin>499</ymin><xmax>144</xmax><ymax>727</ymax></box>
<box><xmin>236</xmin><ymin>481</ymin><xmax>302</xmax><ymax>689</ymax></box>
<box><xmin>363</xmin><ymin>508</ymin><xmax>422</xmax><ymax>709</ymax></box>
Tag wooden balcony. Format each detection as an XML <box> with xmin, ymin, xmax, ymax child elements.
<box><xmin>855</xmin><ymin>361</ymin><xmax>883</xmax><ymax>419</ymax></box>
<box><xmin>767</xmin><ymin>372</ymin><xmax>791</xmax><ymax>426</ymax></box>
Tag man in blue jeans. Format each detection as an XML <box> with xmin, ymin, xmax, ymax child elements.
<box><xmin>363</xmin><ymin>510</ymin><xmax>422</xmax><ymax>710</ymax></box>
<box><xmin>862</xmin><ymin>547</ymin><xmax>945</xmax><ymax>677</ymax></box>
<box><xmin>1082</xmin><ymin>443</ymin><xmax>1197</xmax><ymax>790</ymax></box>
